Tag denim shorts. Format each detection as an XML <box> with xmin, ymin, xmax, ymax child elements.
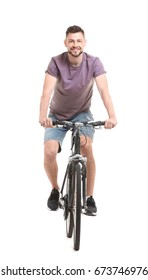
<box><xmin>44</xmin><ymin>111</ymin><xmax>95</xmax><ymax>152</ymax></box>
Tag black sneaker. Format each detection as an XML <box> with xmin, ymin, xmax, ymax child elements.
<box><xmin>85</xmin><ymin>196</ymin><xmax>97</xmax><ymax>216</ymax></box>
<box><xmin>47</xmin><ymin>188</ymin><xmax>59</xmax><ymax>211</ymax></box>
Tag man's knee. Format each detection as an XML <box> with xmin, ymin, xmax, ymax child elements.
<box><xmin>44</xmin><ymin>140</ymin><xmax>59</xmax><ymax>159</ymax></box>
<box><xmin>80</xmin><ymin>137</ymin><xmax>93</xmax><ymax>156</ymax></box>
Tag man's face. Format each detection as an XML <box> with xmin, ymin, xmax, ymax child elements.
<box><xmin>64</xmin><ymin>32</ymin><xmax>86</xmax><ymax>57</ymax></box>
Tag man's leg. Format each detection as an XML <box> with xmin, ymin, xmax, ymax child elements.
<box><xmin>80</xmin><ymin>136</ymin><xmax>97</xmax><ymax>215</ymax></box>
<box><xmin>44</xmin><ymin>140</ymin><xmax>60</xmax><ymax>210</ymax></box>
<box><xmin>44</xmin><ymin>140</ymin><xmax>60</xmax><ymax>190</ymax></box>
<box><xmin>80</xmin><ymin>136</ymin><xmax>96</xmax><ymax>196</ymax></box>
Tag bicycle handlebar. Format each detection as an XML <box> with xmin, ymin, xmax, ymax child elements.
<box><xmin>52</xmin><ymin>120</ymin><xmax>105</xmax><ymax>128</ymax></box>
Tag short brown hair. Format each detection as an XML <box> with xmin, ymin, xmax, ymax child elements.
<box><xmin>66</xmin><ymin>25</ymin><xmax>85</xmax><ymax>37</ymax></box>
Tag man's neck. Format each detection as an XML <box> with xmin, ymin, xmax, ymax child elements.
<box><xmin>67</xmin><ymin>53</ymin><xmax>83</xmax><ymax>67</ymax></box>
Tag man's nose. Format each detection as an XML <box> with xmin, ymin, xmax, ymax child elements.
<box><xmin>73</xmin><ymin>41</ymin><xmax>78</xmax><ymax>47</ymax></box>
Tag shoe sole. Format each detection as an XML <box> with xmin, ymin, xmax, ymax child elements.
<box><xmin>82</xmin><ymin>207</ymin><xmax>97</xmax><ymax>216</ymax></box>
<box><xmin>83</xmin><ymin>210</ymin><xmax>97</xmax><ymax>216</ymax></box>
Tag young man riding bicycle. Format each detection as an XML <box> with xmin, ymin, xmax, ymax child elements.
<box><xmin>39</xmin><ymin>25</ymin><xmax>117</xmax><ymax>215</ymax></box>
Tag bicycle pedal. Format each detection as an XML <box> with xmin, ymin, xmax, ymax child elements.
<box><xmin>58</xmin><ymin>199</ymin><xmax>64</xmax><ymax>209</ymax></box>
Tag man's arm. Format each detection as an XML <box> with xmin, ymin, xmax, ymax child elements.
<box><xmin>95</xmin><ymin>74</ymin><xmax>117</xmax><ymax>129</ymax></box>
<box><xmin>39</xmin><ymin>73</ymin><xmax>57</xmax><ymax>127</ymax></box>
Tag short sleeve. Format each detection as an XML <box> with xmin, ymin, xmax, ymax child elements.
<box><xmin>93</xmin><ymin>57</ymin><xmax>106</xmax><ymax>78</ymax></box>
<box><xmin>45</xmin><ymin>57</ymin><xmax>59</xmax><ymax>78</ymax></box>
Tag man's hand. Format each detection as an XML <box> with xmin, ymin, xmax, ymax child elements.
<box><xmin>39</xmin><ymin>117</ymin><xmax>54</xmax><ymax>128</ymax></box>
<box><xmin>105</xmin><ymin>118</ymin><xmax>117</xmax><ymax>129</ymax></box>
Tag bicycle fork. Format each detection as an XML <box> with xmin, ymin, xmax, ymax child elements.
<box><xmin>59</xmin><ymin>155</ymin><xmax>87</xmax><ymax>215</ymax></box>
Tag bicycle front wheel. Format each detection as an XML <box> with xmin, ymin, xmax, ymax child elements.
<box><xmin>73</xmin><ymin>163</ymin><xmax>81</xmax><ymax>251</ymax></box>
<box><xmin>66</xmin><ymin>210</ymin><xmax>73</xmax><ymax>238</ymax></box>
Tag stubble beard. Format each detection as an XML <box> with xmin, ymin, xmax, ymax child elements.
<box><xmin>68</xmin><ymin>50</ymin><xmax>83</xmax><ymax>58</ymax></box>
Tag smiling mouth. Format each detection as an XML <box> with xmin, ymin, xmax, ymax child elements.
<box><xmin>71</xmin><ymin>47</ymin><xmax>81</xmax><ymax>51</ymax></box>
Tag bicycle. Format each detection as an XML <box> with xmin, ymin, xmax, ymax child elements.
<box><xmin>53</xmin><ymin>119</ymin><xmax>105</xmax><ymax>251</ymax></box>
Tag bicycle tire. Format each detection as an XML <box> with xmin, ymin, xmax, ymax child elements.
<box><xmin>66</xmin><ymin>210</ymin><xmax>73</xmax><ymax>238</ymax></box>
<box><xmin>66</xmin><ymin>165</ymin><xmax>74</xmax><ymax>238</ymax></box>
<box><xmin>73</xmin><ymin>163</ymin><xmax>81</xmax><ymax>251</ymax></box>
<box><xmin>82</xmin><ymin>163</ymin><xmax>87</xmax><ymax>210</ymax></box>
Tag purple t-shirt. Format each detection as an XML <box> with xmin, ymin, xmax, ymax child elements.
<box><xmin>45</xmin><ymin>52</ymin><xmax>106</xmax><ymax>119</ymax></box>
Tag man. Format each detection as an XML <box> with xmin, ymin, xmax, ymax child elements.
<box><xmin>39</xmin><ymin>25</ymin><xmax>117</xmax><ymax>215</ymax></box>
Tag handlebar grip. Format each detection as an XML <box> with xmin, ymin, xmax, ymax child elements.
<box><xmin>90</xmin><ymin>121</ymin><xmax>105</xmax><ymax>126</ymax></box>
<box><xmin>52</xmin><ymin>120</ymin><xmax>65</xmax><ymax>125</ymax></box>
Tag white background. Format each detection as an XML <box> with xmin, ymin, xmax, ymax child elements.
<box><xmin>0</xmin><ymin>0</ymin><xmax>148</xmax><ymax>279</ymax></box>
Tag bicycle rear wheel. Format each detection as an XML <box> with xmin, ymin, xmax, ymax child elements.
<box><xmin>66</xmin><ymin>165</ymin><xmax>74</xmax><ymax>238</ymax></box>
<box><xmin>73</xmin><ymin>163</ymin><xmax>81</xmax><ymax>251</ymax></box>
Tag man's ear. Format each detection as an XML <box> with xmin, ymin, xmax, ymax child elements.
<box><xmin>64</xmin><ymin>39</ymin><xmax>67</xmax><ymax>47</ymax></box>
